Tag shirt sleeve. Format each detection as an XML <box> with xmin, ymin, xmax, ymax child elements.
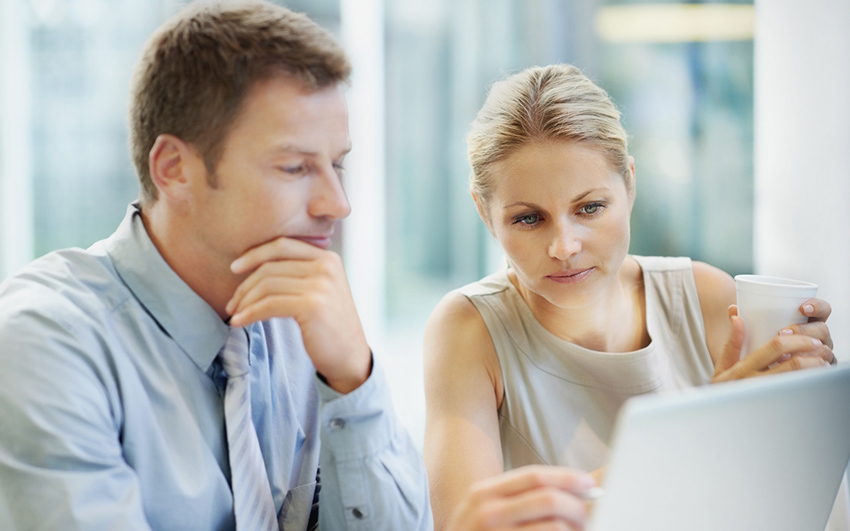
<box><xmin>0</xmin><ymin>303</ymin><xmax>152</xmax><ymax>530</ymax></box>
<box><xmin>314</xmin><ymin>357</ymin><xmax>433</xmax><ymax>530</ymax></box>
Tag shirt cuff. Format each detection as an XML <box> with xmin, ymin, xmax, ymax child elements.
<box><xmin>314</xmin><ymin>357</ymin><xmax>398</xmax><ymax>463</ymax></box>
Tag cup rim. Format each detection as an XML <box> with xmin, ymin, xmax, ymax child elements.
<box><xmin>734</xmin><ymin>274</ymin><xmax>818</xmax><ymax>295</ymax></box>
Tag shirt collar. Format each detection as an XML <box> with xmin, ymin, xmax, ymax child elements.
<box><xmin>105</xmin><ymin>203</ymin><xmax>228</xmax><ymax>371</ymax></box>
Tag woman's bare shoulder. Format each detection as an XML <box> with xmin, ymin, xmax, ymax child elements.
<box><xmin>691</xmin><ymin>260</ymin><xmax>736</xmax><ymax>307</ymax></box>
<box><xmin>424</xmin><ymin>289</ymin><xmax>503</xmax><ymax>404</ymax></box>
<box><xmin>691</xmin><ymin>260</ymin><xmax>736</xmax><ymax>365</ymax></box>
<box><xmin>425</xmin><ymin>290</ymin><xmax>493</xmax><ymax>358</ymax></box>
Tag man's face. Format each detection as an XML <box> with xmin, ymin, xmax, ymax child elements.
<box><xmin>187</xmin><ymin>75</ymin><xmax>351</xmax><ymax>268</ymax></box>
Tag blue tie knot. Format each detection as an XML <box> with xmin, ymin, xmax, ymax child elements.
<box><xmin>220</xmin><ymin>327</ymin><xmax>250</xmax><ymax>379</ymax></box>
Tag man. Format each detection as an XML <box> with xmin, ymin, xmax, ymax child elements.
<box><xmin>0</xmin><ymin>1</ymin><xmax>430</xmax><ymax>529</ymax></box>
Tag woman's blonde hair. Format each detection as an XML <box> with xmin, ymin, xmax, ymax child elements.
<box><xmin>467</xmin><ymin>64</ymin><xmax>630</xmax><ymax>210</ymax></box>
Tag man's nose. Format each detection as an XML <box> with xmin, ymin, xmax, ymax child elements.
<box><xmin>308</xmin><ymin>164</ymin><xmax>351</xmax><ymax>220</ymax></box>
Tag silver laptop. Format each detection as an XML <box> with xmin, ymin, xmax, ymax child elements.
<box><xmin>588</xmin><ymin>365</ymin><xmax>850</xmax><ymax>531</ymax></box>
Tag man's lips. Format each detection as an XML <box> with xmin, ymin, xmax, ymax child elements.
<box><xmin>290</xmin><ymin>235</ymin><xmax>333</xmax><ymax>249</ymax></box>
<box><xmin>546</xmin><ymin>267</ymin><xmax>595</xmax><ymax>284</ymax></box>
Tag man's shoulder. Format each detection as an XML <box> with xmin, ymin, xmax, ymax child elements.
<box><xmin>0</xmin><ymin>245</ymin><xmax>129</xmax><ymax>332</ymax></box>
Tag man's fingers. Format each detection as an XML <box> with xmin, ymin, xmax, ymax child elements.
<box><xmin>226</xmin><ymin>260</ymin><xmax>317</xmax><ymax>315</ymax></box>
<box><xmin>508</xmin><ymin>522</ymin><xmax>577</xmax><ymax>531</ymax></box>
<box><xmin>231</xmin><ymin>236</ymin><xmax>323</xmax><ymax>275</ymax></box>
<box><xmin>228</xmin><ymin>277</ymin><xmax>315</xmax><ymax>325</ymax></box>
<box><xmin>229</xmin><ymin>294</ymin><xmax>301</xmax><ymax>328</ymax></box>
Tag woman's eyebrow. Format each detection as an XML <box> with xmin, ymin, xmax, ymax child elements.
<box><xmin>503</xmin><ymin>187</ymin><xmax>611</xmax><ymax>210</ymax></box>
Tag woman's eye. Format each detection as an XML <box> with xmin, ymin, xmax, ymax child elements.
<box><xmin>512</xmin><ymin>213</ymin><xmax>541</xmax><ymax>226</ymax></box>
<box><xmin>580</xmin><ymin>202</ymin><xmax>604</xmax><ymax>215</ymax></box>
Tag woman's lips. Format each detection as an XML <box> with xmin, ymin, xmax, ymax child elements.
<box><xmin>546</xmin><ymin>267</ymin><xmax>595</xmax><ymax>284</ymax></box>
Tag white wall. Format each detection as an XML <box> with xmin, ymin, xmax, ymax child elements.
<box><xmin>754</xmin><ymin>0</ymin><xmax>850</xmax><ymax>362</ymax></box>
<box><xmin>0</xmin><ymin>0</ymin><xmax>34</xmax><ymax>279</ymax></box>
<box><xmin>340</xmin><ymin>0</ymin><xmax>387</xmax><ymax>346</ymax></box>
<box><xmin>755</xmin><ymin>2</ymin><xmax>850</xmax><ymax>529</ymax></box>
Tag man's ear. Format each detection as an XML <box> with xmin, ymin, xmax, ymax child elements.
<box><xmin>148</xmin><ymin>134</ymin><xmax>200</xmax><ymax>203</ymax></box>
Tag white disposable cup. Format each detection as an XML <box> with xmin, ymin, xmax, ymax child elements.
<box><xmin>735</xmin><ymin>274</ymin><xmax>818</xmax><ymax>358</ymax></box>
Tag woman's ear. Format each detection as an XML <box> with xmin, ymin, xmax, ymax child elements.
<box><xmin>626</xmin><ymin>155</ymin><xmax>637</xmax><ymax>207</ymax></box>
<box><xmin>471</xmin><ymin>191</ymin><xmax>492</xmax><ymax>228</ymax></box>
<box><xmin>148</xmin><ymin>134</ymin><xmax>200</xmax><ymax>204</ymax></box>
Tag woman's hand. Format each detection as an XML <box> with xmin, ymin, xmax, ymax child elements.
<box><xmin>444</xmin><ymin>466</ymin><xmax>597</xmax><ymax>531</ymax></box>
<box><xmin>791</xmin><ymin>298</ymin><xmax>834</xmax><ymax>350</ymax></box>
<box><xmin>711</xmin><ymin>300</ymin><xmax>835</xmax><ymax>382</ymax></box>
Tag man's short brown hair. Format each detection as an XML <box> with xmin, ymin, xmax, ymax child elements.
<box><xmin>128</xmin><ymin>0</ymin><xmax>351</xmax><ymax>204</ymax></box>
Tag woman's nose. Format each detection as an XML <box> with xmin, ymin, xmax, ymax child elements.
<box><xmin>547</xmin><ymin>225</ymin><xmax>582</xmax><ymax>261</ymax></box>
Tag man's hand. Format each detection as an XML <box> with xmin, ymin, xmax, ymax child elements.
<box><xmin>226</xmin><ymin>237</ymin><xmax>371</xmax><ymax>393</ymax></box>
<box><xmin>444</xmin><ymin>466</ymin><xmax>596</xmax><ymax>531</ymax></box>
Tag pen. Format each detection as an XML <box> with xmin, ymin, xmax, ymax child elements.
<box><xmin>581</xmin><ymin>486</ymin><xmax>605</xmax><ymax>501</ymax></box>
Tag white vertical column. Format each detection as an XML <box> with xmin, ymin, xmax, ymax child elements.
<box><xmin>339</xmin><ymin>0</ymin><xmax>386</xmax><ymax>347</ymax></box>
<box><xmin>755</xmin><ymin>3</ymin><xmax>850</xmax><ymax>529</ymax></box>
<box><xmin>754</xmin><ymin>0</ymin><xmax>850</xmax><ymax>362</ymax></box>
<box><xmin>0</xmin><ymin>0</ymin><xmax>35</xmax><ymax>279</ymax></box>
<box><xmin>754</xmin><ymin>0</ymin><xmax>850</xmax><ymax>361</ymax></box>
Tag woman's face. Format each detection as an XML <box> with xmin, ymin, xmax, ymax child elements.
<box><xmin>480</xmin><ymin>140</ymin><xmax>634</xmax><ymax>310</ymax></box>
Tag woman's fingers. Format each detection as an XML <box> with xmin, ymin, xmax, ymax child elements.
<box><xmin>799</xmin><ymin>298</ymin><xmax>832</xmax><ymax>322</ymax></box>
<box><xmin>447</xmin><ymin>466</ymin><xmax>596</xmax><ymax>531</ymax></box>
<box><xmin>713</xmin><ymin>333</ymin><xmax>824</xmax><ymax>382</ymax></box>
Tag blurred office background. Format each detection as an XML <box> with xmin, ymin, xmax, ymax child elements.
<box><xmin>1</xmin><ymin>0</ymin><xmax>848</xmax><ymax>470</ymax></box>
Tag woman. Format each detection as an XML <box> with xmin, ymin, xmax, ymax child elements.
<box><xmin>424</xmin><ymin>64</ymin><xmax>836</xmax><ymax>530</ymax></box>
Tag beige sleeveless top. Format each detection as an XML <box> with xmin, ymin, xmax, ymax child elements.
<box><xmin>458</xmin><ymin>255</ymin><xmax>715</xmax><ymax>472</ymax></box>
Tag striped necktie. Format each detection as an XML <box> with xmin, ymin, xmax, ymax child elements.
<box><xmin>219</xmin><ymin>326</ymin><xmax>278</xmax><ymax>530</ymax></box>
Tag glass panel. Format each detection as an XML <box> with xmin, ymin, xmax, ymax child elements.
<box><xmin>28</xmin><ymin>0</ymin><xmax>165</xmax><ymax>256</ymax></box>
<box><xmin>22</xmin><ymin>0</ymin><xmax>340</xmax><ymax>258</ymax></box>
<box><xmin>383</xmin><ymin>0</ymin><xmax>755</xmax><ymax>333</ymax></box>
<box><xmin>7</xmin><ymin>0</ymin><xmax>754</xmax><ymax>332</ymax></box>
<box><xmin>602</xmin><ymin>39</ymin><xmax>754</xmax><ymax>276</ymax></box>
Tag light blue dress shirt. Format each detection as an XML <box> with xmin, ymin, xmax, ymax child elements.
<box><xmin>0</xmin><ymin>204</ymin><xmax>432</xmax><ymax>530</ymax></box>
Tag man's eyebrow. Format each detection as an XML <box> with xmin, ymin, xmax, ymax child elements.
<box><xmin>269</xmin><ymin>144</ymin><xmax>352</xmax><ymax>157</ymax></box>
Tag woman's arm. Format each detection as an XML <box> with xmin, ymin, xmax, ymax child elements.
<box><xmin>691</xmin><ymin>260</ymin><xmax>737</xmax><ymax>366</ymax></box>
<box><xmin>423</xmin><ymin>292</ymin><xmax>594</xmax><ymax>530</ymax></box>
<box><xmin>423</xmin><ymin>292</ymin><xmax>506</xmax><ymax>529</ymax></box>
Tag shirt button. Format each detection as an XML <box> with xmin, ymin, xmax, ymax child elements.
<box><xmin>329</xmin><ymin>418</ymin><xmax>346</xmax><ymax>430</ymax></box>
<box><xmin>352</xmin><ymin>507</ymin><xmax>364</xmax><ymax>519</ymax></box>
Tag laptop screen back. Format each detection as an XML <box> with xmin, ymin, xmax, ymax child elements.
<box><xmin>588</xmin><ymin>366</ymin><xmax>850</xmax><ymax>531</ymax></box>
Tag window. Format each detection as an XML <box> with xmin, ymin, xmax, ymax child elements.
<box><xmin>1</xmin><ymin>1</ymin><xmax>756</xmax><ymax>445</ymax></box>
